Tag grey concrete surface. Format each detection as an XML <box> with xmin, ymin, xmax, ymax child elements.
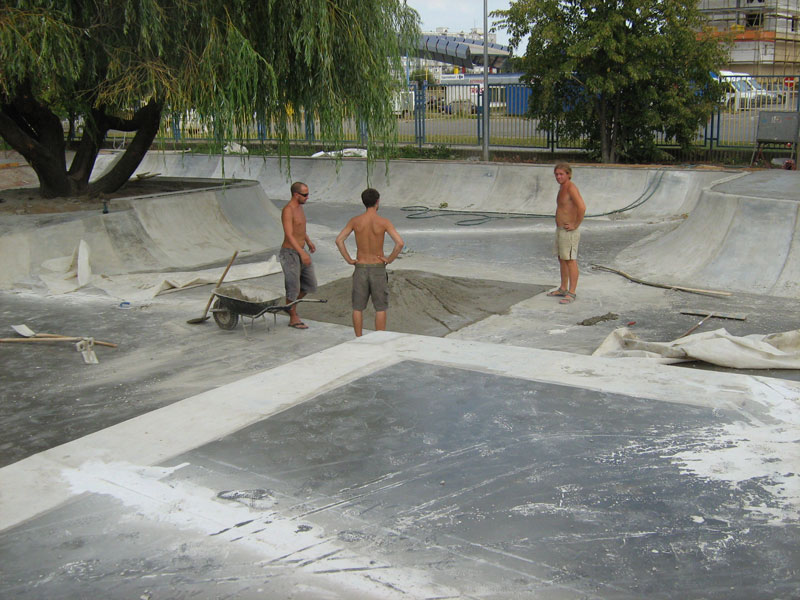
<box><xmin>0</xmin><ymin>154</ymin><xmax>798</xmax><ymax>599</ymax></box>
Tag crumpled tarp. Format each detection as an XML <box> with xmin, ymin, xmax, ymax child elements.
<box><xmin>593</xmin><ymin>327</ymin><xmax>800</xmax><ymax>369</ymax></box>
<box><xmin>39</xmin><ymin>240</ymin><xmax>281</xmax><ymax>300</ymax></box>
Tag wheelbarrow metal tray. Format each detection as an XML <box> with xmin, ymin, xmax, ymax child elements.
<box><xmin>212</xmin><ymin>291</ymin><xmax>281</xmax><ymax>318</ymax></box>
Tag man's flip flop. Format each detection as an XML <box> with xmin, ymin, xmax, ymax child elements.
<box><xmin>547</xmin><ymin>288</ymin><xmax>568</xmax><ymax>297</ymax></box>
<box><xmin>288</xmin><ymin>322</ymin><xmax>308</xmax><ymax>329</ymax></box>
<box><xmin>559</xmin><ymin>292</ymin><xmax>576</xmax><ymax>304</ymax></box>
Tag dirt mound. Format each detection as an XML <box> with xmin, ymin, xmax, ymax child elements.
<box><xmin>299</xmin><ymin>269</ymin><xmax>547</xmax><ymax>336</ymax></box>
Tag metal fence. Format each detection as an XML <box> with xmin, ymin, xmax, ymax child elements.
<box><xmin>154</xmin><ymin>76</ymin><xmax>800</xmax><ymax>154</ymax></box>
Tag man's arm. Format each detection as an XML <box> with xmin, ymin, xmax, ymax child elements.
<box><xmin>567</xmin><ymin>183</ymin><xmax>586</xmax><ymax>230</ymax></box>
<box><xmin>335</xmin><ymin>220</ymin><xmax>356</xmax><ymax>265</ymax></box>
<box><xmin>381</xmin><ymin>220</ymin><xmax>404</xmax><ymax>264</ymax></box>
<box><xmin>572</xmin><ymin>184</ymin><xmax>586</xmax><ymax>228</ymax></box>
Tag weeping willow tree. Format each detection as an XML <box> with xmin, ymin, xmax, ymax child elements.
<box><xmin>0</xmin><ymin>1</ymin><xmax>419</xmax><ymax>198</ymax></box>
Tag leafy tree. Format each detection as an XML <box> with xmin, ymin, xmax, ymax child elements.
<box><xmin>493</xmin><ymin>0</ymin><xmax>728</xmax><ymax>163</ymax></box>
<box><xmin>0</xmin><ymin>1</ymin><xmax>418</xmax><ymax>198</ymax></box>
<box><xmin>499</xmin><ymin>55</ymin><xmax>525</xmax><ymax>74</ymax></box>
<box><xmin>410</xmin><ymin>68</ymin><xmax>435</xmax><ymax>85</ymax></box>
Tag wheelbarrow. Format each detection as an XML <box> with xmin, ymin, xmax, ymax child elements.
<box><xmin>210</xmin><ymin>284</ymin><xmax>327</xmax><ymax>334</ymax></box>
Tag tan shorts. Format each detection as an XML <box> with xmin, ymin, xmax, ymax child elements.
<box><xmin>555</xmin><ymin>227</ymin><xmax>580</xmax><ymax>260</ymax></box>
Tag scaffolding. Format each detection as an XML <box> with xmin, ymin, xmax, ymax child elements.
<box><xmin>699</xmin><ymin>0</ymin><xmax>800</xmax><ymax>78</ymax></box>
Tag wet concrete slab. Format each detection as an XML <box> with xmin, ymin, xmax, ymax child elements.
<box><xmin>1</xmin><ymin>334</ymin><xmax>798</xmax><ymax>599</ymax></box>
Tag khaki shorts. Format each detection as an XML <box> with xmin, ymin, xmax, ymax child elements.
<box><xmin>352</xmin><ymin>263</ymin><xmax>389</xmax><ymax>312</ymax></box>
<box><xmin>555</xmin><ymin>227</ymin><xmax>580</xmax><ymax>260</ymax></box>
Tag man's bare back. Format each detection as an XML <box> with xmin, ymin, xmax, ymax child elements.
<box><xmin>336</xmin><ymin>208</ymin><xmax>403</xmax><ymax>266</ymax></box>
<box><xmin>349</xmin><ymin>212</ymin><xmax>398</xmax><ymax>263</ymax></box>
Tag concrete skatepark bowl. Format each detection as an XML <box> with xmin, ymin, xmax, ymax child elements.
<box><xmin>0</xmin><ymin>152</ymin><xmax>798</xmax><ymax>599</ymax></box>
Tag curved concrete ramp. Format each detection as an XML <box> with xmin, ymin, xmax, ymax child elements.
<box><xmin>135</xmin><ymin>153</ymin><xmax>731</xmax><ymax>219</ymax></box>
<box><xmin>616</xmin><ymin>171</ymin><xmax>800</xmax><ymax>298</ymax></box>
<box><xmin>0</xmin><ymin>179</ymin><xmax>283</xmax><ymax>289</ymax></box>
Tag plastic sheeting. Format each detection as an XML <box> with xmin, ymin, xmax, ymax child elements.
<box><xmin>593</xmin><ymin>327</ymin><xmax>800</xmax><ymax>369</ymax></box>
<box><xmin>39</xmin><ymin>240</ymin><xmax>281</xmax><ymax>300</ymax></box>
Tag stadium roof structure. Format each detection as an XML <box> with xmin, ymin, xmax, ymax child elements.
<box><xmin>412</xmin><ymin>34</ymin><xmax>511</xmax><ymax>70</ymax></box>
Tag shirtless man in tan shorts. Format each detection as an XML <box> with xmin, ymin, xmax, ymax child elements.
<box><xmin>335</xmin><ymin>188</ymin><xmax>404</xmax><ymax>337</ymax></box>
<box><xmin>547</xmin><ymin>163</ymin><xmax>586</xmax><ymax>304</ymax></box>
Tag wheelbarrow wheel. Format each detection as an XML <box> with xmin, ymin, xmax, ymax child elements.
<box><xmin>212</xmin><ymin>298</ymin><xmax>239</xmax><ymax>330</ymax></box>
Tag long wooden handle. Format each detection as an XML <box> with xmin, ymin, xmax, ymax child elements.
<box><xmin>201</xmin><ymin>250</ymin><xmax>239</xmax><ymax>314</ymax></box>
<box><xmin>677</xmin><ymin>313</ymin><xmax>714</xmax><ymax>339</ymax></box>
<box><xmin>0</xmin><ymin>337</ymin><xmax>117</xmax><ymax>348</ymax></box>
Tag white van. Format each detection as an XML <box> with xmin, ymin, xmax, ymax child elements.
<box><xmin>392</xmin><ymin>90</ymin><xmax>415</xmax><ymax>118</ymax></box>
<box><xmin>716</xmin><ymin>70</ymin><xmax>784</xmax><ymax>111</ymax></box>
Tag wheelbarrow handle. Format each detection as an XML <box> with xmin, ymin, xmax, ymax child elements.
<box><xmin>285</xmin><ymin>298</ymin><xmax>327</xmax><ymax>308</ymax></box>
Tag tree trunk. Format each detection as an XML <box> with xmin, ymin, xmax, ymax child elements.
<box><xmin>609</xmin><ymin>99</ymin><xmax>622</xmax><ymax>164</ymax></box>
<box><xmin>67</xmin><ymin>107</ymin><xmax>111</xmax><ymax>195</ymax></box>
<box><xmin>0</xmin><ymin>83</ymin><xmax>72</xmax><ymax>197</ymax></box>
<box><xmin>0</xmin><ymin>92</ymin><xmax>164</xmax><ymax>198</ymax></box>
<box><xmin>596</xmin><ymin>97</ymin><xmax>612</xmax><ymax>163</ymax></box>
<box><xmin>88</xmin><ymin>100</ymin><xmax>164</xmax><ymax>195</ymax></box>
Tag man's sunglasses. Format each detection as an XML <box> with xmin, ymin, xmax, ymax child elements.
<box><xmin>297</xmin><ymin>192</ymin><xmax>309</xmax><ymax>197</ymax></box>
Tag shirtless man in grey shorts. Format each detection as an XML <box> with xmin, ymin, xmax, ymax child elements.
<box><xmin>547</xmin><ymin>163</ymin><xmax>586</xmax><ymax>304</ymax></box>
<box><xmin>280</xmin><ymin>181</ymin><xmax>317</xmax><ymax>329</ymax></box>
<box><xmin>335</xmin><ymin>188</ymin><xmax>404</xmax><ymax>337</ymax></box>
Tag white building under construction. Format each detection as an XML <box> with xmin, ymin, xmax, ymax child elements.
<box><xmin>699</xmin><ymin>0</ymin><xmax>800</xmax><ymax>75</ymax></box>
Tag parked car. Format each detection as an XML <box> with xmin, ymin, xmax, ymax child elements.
<box><xmin>425</xmin><ymin>96</ymin><xmax>447</xmax><ymax>113</ymax></box>
<box><xmin>715</xmin><ymin>70</ymin><xmax>785</xmax><ymax>111</ymax></box>
<box><xmin>444</xmin><ymin>99</ymin><xmax>478</xmax><ymax>115</ymax></box>
<box><xmin>392</xmin><ymin>90</ymin><xmax>415</xmax><ymax>118</ymax></box>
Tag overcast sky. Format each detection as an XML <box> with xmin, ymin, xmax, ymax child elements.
<box><xmin>405</xmin><ymin>0</ymin><xmax>517</xmax><ymax>48</ymax></box>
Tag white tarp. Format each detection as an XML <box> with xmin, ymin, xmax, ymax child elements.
<box><xmin>93</xmin><ymin>257</ymin><xmax>282</xmax><ymax>301</ymax></box>
<box><xmin>39</xmin><ymin>240</ymin><xmax>281</xmax><ymax>300</ymax></box>
<box><xmin>593</xmin><ymin>327</ymin><xmax>800</xmax><ymax>369</ymax></box>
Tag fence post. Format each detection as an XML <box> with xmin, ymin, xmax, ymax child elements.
<box><xmin>414</xmin><ymin>81</ymin><xmax>426</xmax><ymax>148</ymax></box>
<box><xmin>171</xmin><ymin>114</ymin><xmax>181</xmax><ymax>141</ymax></box>
<box><xmin>706</xmin><ymin>110</ymin><xmax>716</xmax><ymax>151</ymax></box>
<box><xmin>548</xmin><ymin>124</ymin><xmax>557</xmax><ymax>153</ymax></box>
<box><xmin>305</xmin><ymin>116</ymin><xmax>315</xmax><ymax>143</ymax></box>
<box><xmin>477</xmin><ymin>87</ymin><xmax>484</xmax><ymax>146</ymax></box>
<box><xmin>359</xmin><ymin>119</ymin><xmax>368</xmax><ymax>146</ymax></box>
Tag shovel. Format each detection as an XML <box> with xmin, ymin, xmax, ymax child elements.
<box><xmin>9</xmin><ymin>324</ymin><xmax>117</xmax><ymax>347</ymax></box>
<box><xmin>187</xmin><ymin>250</ymin><xmax>239</xmax><ymax>324</ymax></box>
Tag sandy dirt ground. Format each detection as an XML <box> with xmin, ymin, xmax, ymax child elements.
<box><xmin>301</xmin><ymin>270</ymin><xmax>546</xmax><ymax>336</ymax></box>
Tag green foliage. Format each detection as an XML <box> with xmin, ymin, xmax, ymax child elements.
<box><xmin>409</xmin><ymin>68</ymin><xmax>436</xmax><ymax>85</ymax></box>
<box><xmin>0</xmin><ymin>0</ymin><xmax>420</xmax><ymax>195</ymax></box>
<box><xmin>389</xmin><ymin>144</ymin><xmax>452</xmax><ymax>159</ymax></box>
<box><xmin>493</xmin><ymin>0</ymin><xmax>728</xmax><ymax>163</ymax></box>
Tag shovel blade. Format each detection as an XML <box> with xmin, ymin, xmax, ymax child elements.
<box><xmin>186</xmin><ymin>316</ymin><xmax>211</xmax><ymax>324</ymax></box>
<box><xmin>11</xmin><ymin>324</ymin><xmax>36</xmax><ymax>337</ymax></box>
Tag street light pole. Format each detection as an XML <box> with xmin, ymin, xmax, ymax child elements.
<box><xmin>482</xmin><ymin>0</ymin><xmax>490</xmax><ymax>162</ymax></box>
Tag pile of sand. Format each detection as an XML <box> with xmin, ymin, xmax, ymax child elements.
<box><xmin>299</xmin><ymin>269</ymin><xmax>547</xmax><ymax>337</ymax></box>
